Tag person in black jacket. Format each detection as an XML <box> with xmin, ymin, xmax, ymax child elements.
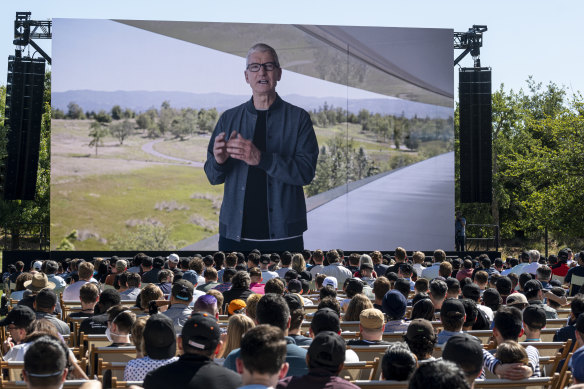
<box><xmin>222</xmin><ymin>271</ymin><xmax>253</xmax><ymax>312</ymax></box>
<box><xmin>143</xmin><ymin>313</ymin><xmax>241</xmax><ymax>389</ymax></box>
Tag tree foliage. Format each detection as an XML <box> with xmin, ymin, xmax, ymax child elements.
<box><xmin>88</xmin><ymin>121</ymin><xmax>108</xmax><ymax>156</ymax></box>
<box><xmin>457</xmin><ymin>78</ymin><xmax>584</xmax><ymax>245</ymax></box>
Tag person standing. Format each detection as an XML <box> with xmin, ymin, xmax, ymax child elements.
<box><xmin>455</xmin><ymin>211</ymin><xmax>466</xmax><ymax>252</ymax></box>
<box><xmin>204</xmin><ymin>43</ymin><xmax>319</xmax><ymax>252</ymax></box>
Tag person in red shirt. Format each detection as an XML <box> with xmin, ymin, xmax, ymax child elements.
<box><xmin>551</xmin><ymin>250</ymin><xmax>570</xmax><ymax>278</ymax></box>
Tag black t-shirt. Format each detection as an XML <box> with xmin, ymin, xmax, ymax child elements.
<box><xmin>241</xmin><ymin>110</ymin><xmax>269</xmax><ymax>239</ymax></box>
<box><xmin>346</xmin><ymin>339</ymin><xmax>392</xmax><ymax>346</ymax></box>
<box><xmin>143</xmin><ymin>353</ymin><xmax>241</xmax><ymax>389</ymax></box>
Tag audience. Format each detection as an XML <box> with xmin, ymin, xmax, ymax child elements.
<box><xmin>380</xmin><ymin>343</ymin><xmax>417</xmax><ymax>381</ymax></box>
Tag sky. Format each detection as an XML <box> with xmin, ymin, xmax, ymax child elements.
<box><xmin>1</xmin><ymin>0</ymin><xmax>584</xmax><ymax>100</ymax></box>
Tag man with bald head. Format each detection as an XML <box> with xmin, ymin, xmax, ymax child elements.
<box><xmin>205</xmin><ymin>43</ymin><xmax>319</xmax><ymax>252</ymax></box>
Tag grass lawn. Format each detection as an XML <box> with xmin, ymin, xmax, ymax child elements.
<box><xmin>51</xmin><ymin>165</ymin><xmax>223</xmax><ymax>251</ymax></box>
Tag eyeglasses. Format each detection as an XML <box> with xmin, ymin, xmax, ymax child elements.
<box><xmin>246</xmin><ymin>62</ymin><xmax>278</xmax><ymax>72</ymax></box>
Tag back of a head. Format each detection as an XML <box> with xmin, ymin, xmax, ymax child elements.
<box><xmin>409</xmin><ymin>360</ymin><xmax>470</xmax><ymax>389</ymax></box>
<box><xmin>232</xmin><ymin>271</ymin><xmax>251</xmax><ymax>289</ymax></box>
<box><xmin>193</xmin><ymin>294</ymin><xmax>218</xmax><ymax>316</ymax></box>
<box><xmin>495</xmin><ymin>340</ymin><xmax>528</xmax><ymax>365</ymax></box>
<box><xmin>79</xmin><ymin>282</ymin><xmax>99</xmax><ymax>304</ymax></box>
<box><xmin>495</xmin><ymin>276</ymin><xmax>512</xmax><ymax>296</ymax></box>
<box><xmin>494</xmin><ymin>305</ymin><xmax>523</xmax><ymax>341</ymax></box>
<box><xmin>442</xmin><ymin>333</ymin><xmax>484</xmax><ymax>384</ymax></box>
<box><xmin>256</xmin><ymin>293</ymin><xmax>290</xmax><ymax>331</ymax></box>
<box><xmin>240</xmin><ymin>325</ymin><xmax>287</xmax><ymax>376</ymax></box>
<box><xmin>429</xmin><ymin>279</ymin><xmax>447</xmax><ymax>300</ymax></box>
<box><xmin>78</xmin><ymin>261</ymin><xmax>94</xmax><ymax>280</ymax></box>
<box><xmin>381</xmin><ymin>343</ymin><xmax>417</xmax><ymax>381</ymax></box>
<box><xmin>410</xmin><ymin>298</ymin><xmax>435</xmax><ymax>321</ymax></box>
<box><xmin>107</xmin><ymin>305</ymin><xmax>137</xmax><ymax>334</ymax></box>
<box><xmin>34</xmin><ymin>288</ymin><xmax>57</xmax><ymax>312</ymax></box>
<box><xmin>24</xmin><ymin>336</ymin><xmax>67</xmax><ymax>388</ymax></box>
<box><xmin>99</xmin><ymin>288</ymin><xmax>121</xmax><ymax>311</ymax></box>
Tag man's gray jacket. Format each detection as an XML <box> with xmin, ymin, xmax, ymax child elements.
<box><xmin>204</xmin><ymin>95</ymin><xmax>318</xmax><ymax>242</ymax></box>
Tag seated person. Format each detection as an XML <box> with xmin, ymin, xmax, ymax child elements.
<box><xmin>523</xmin><ymin>305</ymin><xmax>547</xmax><ymax>342</ymax></box>
<box><xmin>163</xmin><ymin>280</ymin><xmax>193</xmax><ymax>334</ymax></box>
<box><xmin>143</xmin><ymin>313</ymin><xmax>241</xmax><ymax>389</ymax></box>
<box><xmin>156</xmin><ymin>269</ymin><xmax>173</xmax><ymax>295</ymax></box>
<box><xmin>436</xmin><ymin>298</ymin><xmax>466</xmax><ymax>346</ymax></box>
<box><xmin>347</xmin><ymin>308</ymin><xmax>391</xmax><ymax>346</ymax></box>
<box><xmin>442</xmin><ymin>333</ymin><xmax>484</xmax><ymax>387</ymax></box>
<box><xmin>124</xmin><ymin>314</ymin><xmax>179</xmax><ymax>381</ymax></box>
<box><xmin>409</xmin><ymin>360</ymin><xmax>470</xmax><ymax>389</ymax></box>
<box><xmin>79</xmin><ymin>289</ymin><xmax>121</xmax><ymax>336</ymax></box>
<box><xmin>382</xmin><ymin>290</ymin><xmax>409</xmax><ymax>333</ymax></box>
<box><xmin>105</xmin><ymin>305</ymin><xmax>136</xmax><ymax>347</ymax></box>
<box><xmin>68</xmin><ymin>283</ymin><xmax>99</xmax><ymax>318</ymax></box>
<box><xmin>236</xmin><ymin>325</ymin><xmax>289</xmax><ymax>388</ymax></box>
<box><xmin>23</xmin><ymin>336</ymin><xmax>69</xmax><ymax>389</ymax></box>
<box><xmin>403</xmin><ymin>318</ymin><xmax>437</xmax><ymax>362</ymax></box>
<box><xmin>277</xmin><ymin>331</ymin><xmax>360</xmax><ymax>389</ymax></box>
<box><xmin>32</xmin><ymin>289</ymin><xmax>70</xmax><ymax>335</ymax></box>
<box><xmin>380</xmin><ymin>342</ymin><xmax>417</xmax><ymax>381</ymax></box>
<box><xmin>496</xmin><ymin>340</ymin><xmax>529</xmax><ymax>365</ymax></box>
<box><xmin>0</xmin><ymin>305</ymin><xmax>36</xmax><ymax>357</ymax></box>
<box><xmin>119</xmin><ymin>272</ymin><xmax>141</xmax><ymax>300</ymax></box>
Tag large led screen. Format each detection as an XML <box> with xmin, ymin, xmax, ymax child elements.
<box><xmin>51</xmin><ymin>19</ymin><xmax>454</xmax><ymax>251</ymax></box>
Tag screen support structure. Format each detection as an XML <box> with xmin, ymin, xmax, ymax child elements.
<box><xmin>13</xmin><ymin>12</ymin><xmax>52</xmax><ymax>64</ymax></box>
<box><xmin>454</xmin><ymin>25</ymin><xmax>487</xmax><ymax>68</ymax></box>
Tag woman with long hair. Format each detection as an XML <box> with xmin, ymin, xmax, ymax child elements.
<box><xmin>344</xmin><ymin>293</ymin><xmax>374</xmax><ymax>322</ymax></box>
<box><xmin>218</xmin><ymin>314</ymin><xmax>255</xmax><ymax>358</ymax></box>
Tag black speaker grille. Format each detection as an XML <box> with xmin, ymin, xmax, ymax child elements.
<box><xmin>459</xmin><ymin>68</ymin><xmax>492</xmax><ymax>203</ymax></box>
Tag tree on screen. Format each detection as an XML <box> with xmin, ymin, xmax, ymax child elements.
<box><xmin>88</xmin><ymin>121</ymin><xmax>108</xmax><ymax>156</ymax></box>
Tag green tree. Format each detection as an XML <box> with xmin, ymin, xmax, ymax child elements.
<box><xmin>110</xmin><ymin>119</ymin><xmax>133</xmax><ymax>145</ymax></box>
<box><xmin>136</xmin><ymin>112</ymin><xmax>152</xmax><ymax>130</ymax></box>
<box><xmin>67</xmin><ymin>102</ymin><xmax>85</xmax><ymax>119</ymax></box>
<box><xmin>88</xmin><ymin>121</ymin><xmax>108</xmax><ymax>156</ymax></box>
<box><xmin>94</xmin><ymin>110</ymin><xmax>112</xmax><ymax>124</ymax></box>
<box><xmin>111</xmin><ymin>105</ymin><xmax>122</xmax><ymax>120</ymax></box>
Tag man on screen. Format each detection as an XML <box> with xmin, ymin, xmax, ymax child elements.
<box><xmin>204</xmin><ymin>43</ymin><xmax>319</xmax><ymax>252</ymax></box>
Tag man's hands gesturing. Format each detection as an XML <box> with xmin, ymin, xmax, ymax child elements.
<box><xmin>213</xmin><ymin>131</ymin><xmax>262</xmax><ymax>166</ymax></box>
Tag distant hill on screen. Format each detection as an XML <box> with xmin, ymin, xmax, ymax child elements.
<box><xmin>51</xmin><ymin>90</ymin><xmax>452</xmax><ymax>119</ymax></box>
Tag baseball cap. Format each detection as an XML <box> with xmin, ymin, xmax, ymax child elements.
<box><xmin>284</xmin><ymin>293</ymin><xmax>303</xmax><ymax>312</ymax></box>
<box><xmin>311</xmin><ymin>308</ymin><xmax>340</xmax><ymax>334</ymax></box>
<box><xmin>181</xmin><ymin>313</ymin><xmax>221</xmax><ymax>351</ymax></box>
<box><xmin>35</xmin><ymin>288</ymin><xmax>57</xmax><ymax>310</ymax></box>
<box><xmin>323</xmin><ymin>277</ymin><xmax>338</xmax><ymax>289</ymax></box>
<box><xmin>288</xmin><ymin>279</ymin><xmax>302</xmax><ymax>294</ymax></box>
<box><xmin>227</xmin><ymin>299</ymin><xmax>246</xmax><ymax>315</ymax></box>
<box><xmin>523</xmin><ymin>306</ymin><xmax>547</xmax><ymax>330</ymax></box>
<box><xmin>442</xmin><ymin>333</ymin><xmax>483</xmax><ymax>376</ymax></box>
<box><xmin>382</xmin><ymin>290</ymin><xmax>407</xmax><ymax>320</ymax></box>
<box><xmin>523</xmin><ymin>280</ymin><xmax>543</xmax><ymax>295</ymax></box>
<box><xmin>506</xmin><ymin>293</ymin><xmax>528</xmax><ymax>306</ymax></box>
<box><xmin>360</xmin><ymin>308</ymin><xmax>385</xmax><ymax>330</ymax></box>
<box><xmin>172</xmin><ymin>279</ymin><xmax>194</xmax><ymax>302</ymax></box>
<box><xmin>24</xmin><ymin>273</ymin><xmax>55</xmax><ymax>292</ymax></box>
<box><xmin>307</xmin><ymin>331</ymin><xmax>345</xmax><ymax>368</ymax></box>
<box><xmin>32</xmin><ymin>261</ymin><xmax>42</xmax><ymax>271</ymax></box>
<box><xmin>440</xmin><ymin>298</ymin><xmax>466</xmax><ymax>319</ymax></box>
<box><xmin>0</xmin><ymin>305</ymin><xmax>36</xmax><ymax>327</ymax></box>
<box><xmin>462</xmin><ymin>283</ymin><xmax>481</xmax><ymax>301</ymax></box>
<box><xmin>167</xmin><ymin>253</ymin><xmax>180</xmax><ymax>263</ymax></box>
<box><xmin>144</xmin><ymin>314</ymin><xmax>176</xmax><ymax>359</ymax></box>
<box><xmin>405</xmin><ymin>318</ymin><xmax>435</xmax><ymax>341</ymax></box>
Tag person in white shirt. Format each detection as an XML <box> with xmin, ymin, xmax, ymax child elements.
<box><xmin>62</xmin><ymin>262</ymin><xmax>97</xmax><ymax>301</ymax></box>
<box><xmin>308</xmin><ymin>249</ymin><xmax>325</xmax><ymax>279</ymax></box>
<box><xmin>412</xmin><ymin>251</ymin><xmax>427</xmax><ymax>278</ymax></box>
<box><xmin>321</xmin><ymin>250</ymin><xmax>352</xmax><ymax>289</ymax></box>
<box><xmin>259</xmin><ymin>255</ymin><xmax>278</xmax><ymax>282</ymax></box>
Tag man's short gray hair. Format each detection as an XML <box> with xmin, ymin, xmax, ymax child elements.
<box><xmin>246</xmin><ymin>43</ymin><xmax>280</xmax><ymax>68</ymax></box>
<box><xmin>529</xmin><ymin>249</ymin><xmax>540</xmax><ymax>263</ymax></box>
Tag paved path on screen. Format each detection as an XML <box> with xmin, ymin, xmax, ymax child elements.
<box><xmin>182</xmin><ymin>152</ymin><xmax>454</xmax><ymax>251</ymax></box>
<box><xmin>142</xmin><ymin>139</ymin><xmax>204</xmax><ymax>167</ymax></box>
<box><xmin>303</xmin><ymin>151</ymin><xmax>454</xmax><ymax>251</ymax></box>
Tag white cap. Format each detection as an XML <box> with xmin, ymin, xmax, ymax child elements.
<box><xmin>323</xmin><ymin>276</ymin><xmax>338</xmax><ymax>289</ymax></box>
<box><xmin>33</xmin><ymin>261</ymin><xmax>43</xmax><ymax>270</ymax></box>
<box><xmin>167</xmin><ymin>253</ymin><xmax>180</xmax><ymax>263</ymax></box>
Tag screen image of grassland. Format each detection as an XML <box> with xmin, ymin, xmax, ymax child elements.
<box><xmin>50</xmin><ymin>98</ymin><xmax>453</xmax><ymax>251</ymax></box>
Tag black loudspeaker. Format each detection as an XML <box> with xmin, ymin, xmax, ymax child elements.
<box><xmin>3</xmin><ymin>55</ymin><xmax>45</xmax><ymax>200</ymax></box>
<box><xmin>459</xmin><ymin>68</ymin><xmax>492</xmax><ymax>203</ymax></box>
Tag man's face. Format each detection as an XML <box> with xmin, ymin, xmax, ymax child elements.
<box><xmin>169</xmin><ymin>261</ymin><xmax>177</xmax><ymax>269</ymax></box>
<box><xmin>7</xmin><ymin>325</ymin><xmax>26</xmax><ymax>343</ymax></box>
<box><xmin>245</xmin><ymin>50</ymin><xmax>282</xmax><ymax>96</ymax></box>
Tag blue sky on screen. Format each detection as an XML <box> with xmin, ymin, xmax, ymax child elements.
<box><xmin>51</xmin><ymin>18</ymin><xmax>390</xmax><ymax>100</ymax></box>
<box><xmin>1</xmin><ymin>0</ymin><xmax>584</xmax><ymax>97</ymax></box>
